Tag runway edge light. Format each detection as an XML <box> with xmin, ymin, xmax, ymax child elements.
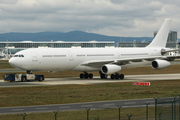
<box><xmin>133</xmin><ymin>82</ymin><xmax>150</xmax><ymax>86</ymax></box>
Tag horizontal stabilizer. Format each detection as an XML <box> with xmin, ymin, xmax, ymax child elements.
<box><xmin>161</xmin><ymin>48</ymin><xmax>180</xmax><ymax>55</ymax></box>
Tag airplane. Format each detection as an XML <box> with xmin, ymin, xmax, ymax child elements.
<box><xmin>8</xmin><ymin>18</ymin><xmax>179</xmax><ymax>79</ymax></box>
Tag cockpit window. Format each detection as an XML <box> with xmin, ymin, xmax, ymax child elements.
<box><xmin>14</xmin><ymin>54</ymin><xmax>24</xmax><ymax>57</ymax></box>
<box><xmin>14</xmin><ymin>55</ymin><xmax>18</xmax><ymax>57</ymax></box>
<box><xmin>19</xmin><ymin>55</ymin><xmax>24</xmax><ymax>57</ymax></box>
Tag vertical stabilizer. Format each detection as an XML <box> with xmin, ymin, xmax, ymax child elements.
<box><xmin>146</xmin><ymin>18</ymin><xmax>172</xmax><ymax>48</ymax></box>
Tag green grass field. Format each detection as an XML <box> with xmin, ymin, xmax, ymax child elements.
<box><xmin>0</xmin><ymin>60</ymin><xmax>14</xmax><ymax>69</ymax></box>
<box><xmin>0</xmin><ymin>80</ymin><xmax>180</xmax><ymax>107</ymax></box>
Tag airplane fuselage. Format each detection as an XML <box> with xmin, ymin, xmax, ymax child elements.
<box><xmin>10</xmin><ymin>47</ymin><xmax>162</xmax><ymax>72</ymax></box>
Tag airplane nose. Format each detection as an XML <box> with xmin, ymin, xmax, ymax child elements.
<box><xmin>9</xmin><ymin>57</ymin><xmax>31</xmax><ymax>70</ymax></box>
<box><xmin>9</xmin><ymin>58</ymin><xmax>16</xmax><ymax>66</ymax></box>
<box><xmin>9</xmin><ymin>58</ymin><xmax>21</xmax><ymax>68</ymax></box>
<box><xmin>9</xmin><ymin>58</ymin><xmax>13</xmax><ymax>65</ymax></box>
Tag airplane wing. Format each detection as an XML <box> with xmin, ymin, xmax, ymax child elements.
<box><xmin>164</xmin><ymin>55</ymin><xmax>180</xmax><ymax>61</ymax></box>
<box><xmin>81</xmin><ymin>56</ymin><xmax>163</xmax><ymax>67</ymax></box>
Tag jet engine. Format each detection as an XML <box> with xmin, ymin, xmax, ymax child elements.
<box><xmin>101</xmin><ymin>64</ymin><xmax>122</xmax><ymax>74</ymax></box>
<box><xmin>151</xmin><ymin>59</ymin><xmax>171</xmax><ymax>70</ymax></box>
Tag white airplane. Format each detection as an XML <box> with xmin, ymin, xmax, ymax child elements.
<box><xmin>9</xmin><ymin>18</ymin><xmax>179</xmax><ymax>79</ymax></box>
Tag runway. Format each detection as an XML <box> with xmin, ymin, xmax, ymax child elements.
<box><xmin>1</xmin><ymin>73</ymin><xmax>180</xmax><ymax>88</ymax></box>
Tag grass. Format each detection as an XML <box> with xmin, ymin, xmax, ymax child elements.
<box><xmin>0</xmin><ymin>60</ymin><xmax>14</xmax><ymax>69</ymax></box>
<box><xmin>0</xmin><ymin>80</ymin><xmax>180</xmax><ymax>107</ymax></box>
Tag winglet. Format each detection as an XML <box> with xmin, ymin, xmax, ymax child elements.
<box><xmin>146</xmin><ymin>18</ymin><xmax>172</xmax><ymax>48</ymax></box>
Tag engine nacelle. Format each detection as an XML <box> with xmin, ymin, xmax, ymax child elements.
<box><xmin>151</xmin><ymin>60</ymin><xmax>171</xmax><ymax>70</ymax></box>
<box><xmin>101</xmin><ymin>64</ymin><xmax>122</xmax><ymax>74</ymax></box>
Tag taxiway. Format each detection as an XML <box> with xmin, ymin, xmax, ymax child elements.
<box><xmin>0</xmin><ymin>97</ymin><xmax>178</xmax><ymax>114</ymax></box>
<box><xmin>0</xmin><ymin>73</ymin><xmax>180</xmax><ymax>88</ymax></box>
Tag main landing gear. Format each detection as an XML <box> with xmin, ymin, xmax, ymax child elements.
<box><xmin>80</xmin><ymin>72</ymin><xmax>93</xmax><ymax>79</ymax></box>
<box><xmin>79</xmin><ymin>72</ymin><xmax>124</xmax><ymax>80</ymax></box>
<box><xmin>110</xmin><ymin>73</ymin><xmax>124</xmax><ymax>79</ymax></box>
<box><xmin>99</xmin><ymin>71</ymin><xmax>124</xmax><ymax>79</ymax></box>
<box><xmin>99</xmin><ymin>71</ymin><xmax>108</xmax><ymax>79</ymax></box>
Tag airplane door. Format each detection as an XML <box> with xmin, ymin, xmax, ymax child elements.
<box><xmin>68</xmin><ymin>51</ymin><xmax>74</xmax><ymax>61</ymax></box>
<box><xmin>31</xmin><ymin>52</ymin><xmax>38</xmax><ymax>62</ymax></box>
<box><xmin>68</xmin><ymin>51</ymin><xmax>76</xmax><ymax>69</ymax></box>
<box><xmin>117</xmin><ymin>51</ymin><xmax>121</xmax><ymax>59</ymax></box>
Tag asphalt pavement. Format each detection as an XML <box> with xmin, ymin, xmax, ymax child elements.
<box><xmin>0</xmin><ymin>97</ymin><xmax>178</xmax><ymax>114</ymax></box>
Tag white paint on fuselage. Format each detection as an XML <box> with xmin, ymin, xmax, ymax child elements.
<box><xmin>9</xmin><ymin>47</ymin><xmax>162</xmax><ymax>72</ymax></box>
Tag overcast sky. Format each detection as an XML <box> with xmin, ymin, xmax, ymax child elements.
<box><xmin>0</xmin><ymin>0</ymin><xmax>180</xmax><ymax>37</ymax></box>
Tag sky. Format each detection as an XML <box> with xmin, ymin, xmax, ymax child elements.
<box><xmin>0</xmin><ymin>0</ymin><xmax>180</xmax><ymax>37</ymax></box>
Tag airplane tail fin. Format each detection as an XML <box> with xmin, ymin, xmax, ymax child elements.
<box><xmin>146</xmin><ymin>18</ymin><xmax>172</xmax><ymax>48</ymax></box>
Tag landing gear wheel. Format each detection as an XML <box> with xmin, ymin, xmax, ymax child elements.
<box><xmin>110</xmin><ymin>73</ymin><xmax>124</xmax><ymax>80</ymax></box>
<box><xmin>111</xmin><ymin>74</ymin><xmax>115</xmax><ymax>79</ymax></box>
<box><xmin>119</xmin><ymin>74</ymin><xmax>124</xmax><ymax>79</ymax></box>
<box><xmin>89</xmin><ymin>73</ymin><xmax>93</xmax><ymax>79</ymax></box>
<box><xmin>79</xmin><ymin>72</ymin><xmax>94</xmax><ymax>79</ymax></box>
<box><xmin>100</xmin><ymin>74</ymin><xmax>103</xmax><ymax>79</ymax></box>
<box><xmin>100</xmin><ymin>74</ymin><xmax>107</xmax><ymax>79</ymax></box>
<box><xmin>84</xmin><ymin>73</ymin><xmax>89</xmax><ymax>79</ymax></box>
<box><xmin>115</xmin><ymin>73</ymin><xmax>120</xmax><ymax>79</ymax></box>
<box><xmin>104</xmin><ymin>74</ymin><xmax>107</xmax><ymax>79</ymax></box>
<box><xmin>80</xmin><ymin>73</ymin><xmax>84</xmax><ymax>79</ymax></box>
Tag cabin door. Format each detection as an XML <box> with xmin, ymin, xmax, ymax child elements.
<box><xmin>68</xmin><ymin>51</ymin><xmax>76</xmax><ymax>69</ymax></box>
<box><xmin>31</xmin><ymin>52</ymin><xmax>38</xmax><ymax>62</ymax></box>
<box><xmin>68</xmin><ymin>51</ymin><xmax>74</xmax><ymax>61</ymax></box>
